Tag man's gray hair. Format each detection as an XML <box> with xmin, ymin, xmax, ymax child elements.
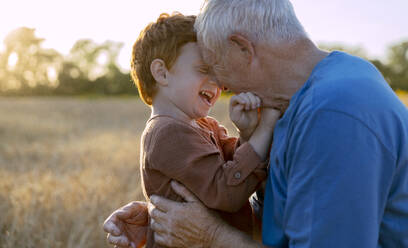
<box><xmin>195</xmin><ymin>0</ymin><xmax>308</xmax><ymax>53</ymax></box>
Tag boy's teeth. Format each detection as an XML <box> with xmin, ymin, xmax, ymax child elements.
<box><xmin>200</xmin><ymin>91</ymin><xmax>213</xmax><ymax>99</ymax></box>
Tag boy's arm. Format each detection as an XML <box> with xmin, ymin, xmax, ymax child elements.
<box><xmin>247</xmin><ymin>108</ymin><xmax>280</xmax><ymax>160</ymax></box>
<box><xmin>229</xmin><ymin>93</ymin><xmax>280</xmax><ymax>161</ymax></box>
<box><xmin>149</xmin><ymin>123</ymin><xmax>268</xmax><ymax>213</ymax></box>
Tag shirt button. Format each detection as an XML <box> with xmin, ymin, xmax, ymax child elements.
<box><xmin>234</xmin><ymin>172</ymin><xmax>241</xmax><ymax>179</ymax></box>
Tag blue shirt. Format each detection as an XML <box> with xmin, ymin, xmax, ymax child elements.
<box><xmin>262</xmin><ymin>51</ymin><xmax>408</xmax><ymax>247</ymax></box>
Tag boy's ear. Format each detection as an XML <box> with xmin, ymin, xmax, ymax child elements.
<box><xmin>228</xmin><ymin>34</ymin><xmax>255</xmax><ymax>64</ymax></box>
<box><xmin>150</xmin><ymin>58</ymin><xmax>168</xmax><ymax>86</ymax></box>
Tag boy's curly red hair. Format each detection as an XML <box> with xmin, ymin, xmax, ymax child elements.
<box><xmin>131</xmin><ymin>13</ymin><xmax>197</xmax><ymax>105</ymax></box>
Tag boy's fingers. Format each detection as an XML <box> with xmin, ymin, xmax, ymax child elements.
<box><xmin>239</xmin><ymin>93</ymin><xmax>251</xmax><ymax>110</ymax></box>
<box><xmin>171</xmin><ymin>180</ymin><xmax>199</xmax><ymax>203</ymax></box>
<box><xmin>230</xmin><ymin>95</ymin><xmax>246</xmax><ymax>106</ymax></box>
<box><xmin>255</xmin><ymin>96</ymin><xmax>261</xmax><ymax>108</ymax></box>
<box><xmin>230</xmin><ymin>103</ymin><xmax>244</xmax><ymax>116</ymax></box>
<box><xmin>245</xmin><ymin>92</ymin><xmax>258</xmax><ymax>109</ymax></box>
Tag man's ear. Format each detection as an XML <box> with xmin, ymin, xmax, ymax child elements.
<box><xmin>150</xmin><ymin>59</ymin><xmax>168</xmax><ymax>86</ymax></box>
<box><xmin>228</xmin><ymin>34</ymin><xmax>255</xmax><ymax>64</ymax></box>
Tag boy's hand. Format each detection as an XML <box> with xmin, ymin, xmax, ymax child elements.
<box><xmin>258</xmin><ymin>107</ymin><xmax>281</xmax><ymax>130</ymax></box>
<box><xmin>229</xmin><ymin>92</ymin><xmax>261</xmax><ymax>141</ymax></box>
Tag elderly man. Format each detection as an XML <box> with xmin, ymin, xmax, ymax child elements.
<box><xmin>104</xmin><ymin>0</ymin><xmax>408</xmax><ymax>247</ymax></box>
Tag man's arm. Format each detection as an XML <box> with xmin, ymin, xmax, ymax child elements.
<box><xmin>149</xmin><ymin>181</ymin><xmax>265</xmax><ymax>248</ymax></box>
<box><xmin>268</xmin><ymin>110</ymin><xmax>395</xmax><ymax>247</ymax></box>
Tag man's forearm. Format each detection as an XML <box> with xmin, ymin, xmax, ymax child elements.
<box><xmin>211</xmin><ymin>221</ymin><xmax>263</xmax><ymax>248</ymax></box>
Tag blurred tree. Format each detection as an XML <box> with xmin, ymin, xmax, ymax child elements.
<box><xmin>56</xmin><ymin>39</ymin><xmax>136</xmax><ymax>95</ymax></box>
<box><xmin>2</xmin><ymin>29</ymin><xmax>402</xmax><ymax>96</ymax></box>
<box><xmin>384</xmin><ymin>41</ymin><xmax>408</xmax><ymax>90</ymax></box>
<box><xmin>318</xmin><ymin>41</ymin><xmax>408</xmax><ymax>90</ymax></box>
<box><xmin>318</xmin><ymin>43</ymin><xmax>368</xmax><ymax>59</ymax></box>
<box><xmin>0</xmin><ymin>27</ymin><xmax>61</xmax><ymax>95</ymax></box>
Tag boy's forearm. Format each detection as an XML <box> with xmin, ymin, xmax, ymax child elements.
<box><xmin>248</xmin><ymin>124</ymin><xmax>274</xmax><ymax>161</ymax></box>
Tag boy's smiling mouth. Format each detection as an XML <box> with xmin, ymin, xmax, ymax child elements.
<box><xmin>199</xmin><ymin>90</ymin><xmax>215</xmax><ymax>106</ymax></box>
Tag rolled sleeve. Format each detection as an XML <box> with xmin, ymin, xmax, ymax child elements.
<box><xmin>149</xmin><ymin>121</ymin><xmax>267</xmax><ymax>213</ymax></box>
<box><xmin>225</xmin><ymin>142</ymin><xmax>267</xmax><ymax>186</ymax></box>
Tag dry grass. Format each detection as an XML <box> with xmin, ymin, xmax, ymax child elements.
<box><xmin>1</xmin><ymin>93</ymin><xmax>407</xmax><ymax>247</ymax></box>
<box><xmin>0</xmin><ymin>96</ymin><xmax>236</xmax><ymax>248</ymax></box>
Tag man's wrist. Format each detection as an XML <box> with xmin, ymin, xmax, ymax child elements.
<box><xmin>210</xmin><ymin>219</ymin><xmax>262</xmax><ymax>248</ymax></box>
<box><xmin>208</xmin><ymin>219</ymin><xmax>230</xmax><ymax>248</ymax></box>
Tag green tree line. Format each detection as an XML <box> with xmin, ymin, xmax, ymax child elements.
<box><xmin>0</xmin><ymin>27</ymin><xmax>136</xmax><ymax>96</ymax></box>
<box><xmin>0</xmin><ymin>27</ymin><xmax>407</xmax><ymax>96</ymax></box>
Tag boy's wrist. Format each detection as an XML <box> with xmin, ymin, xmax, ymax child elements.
<box><xmin>238</xmin><ymin>129</ymin><xmax>253</xmax><ymax>142</ymax></box>
<box><xmin>256</xmin><ymin>120</ymin><xmax>276</xmax><ymax>132</ymax></box>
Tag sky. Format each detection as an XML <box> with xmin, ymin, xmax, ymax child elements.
<box><xmin>1</xmin><ymin>0</ymin><xmax>407</xmax><ymax>71</ymax></box>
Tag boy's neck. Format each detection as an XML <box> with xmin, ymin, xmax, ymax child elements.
<box><xmin>151</xmin><ymin>98</ymin><xmax>197</xmax><ymax>126</ymax></box>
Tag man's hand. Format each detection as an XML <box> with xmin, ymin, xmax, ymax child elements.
<box><xmin>149</xmin><ymin>181</ymin><xmax>223</xmax><ymax>248</ymax></box>
<box><xmin>103</xmin><ymin>201</ymin><xmax>148</xmax><ymax>248</ymax></box>
<box><xmin>229</xmin><ymin>92</ymin><xmax>261</xmax><ymax>141</ymax></box>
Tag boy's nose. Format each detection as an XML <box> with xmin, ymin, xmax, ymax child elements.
<box><xmin>208</xmin><ymin>77</ymin><xmax>219</xmax><ymax>87</ymax></box>
<box><xmin>208</xmin><ymin>74</ymin><xmax>218</xmax><ymax>85</ymax></box>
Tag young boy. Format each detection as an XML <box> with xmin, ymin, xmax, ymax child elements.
<box><xmin>131</xmin><ymin>13</ymin><xmax>279</xmax><ymax>248</ymax></box>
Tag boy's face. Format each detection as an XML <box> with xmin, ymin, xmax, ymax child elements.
<box><xmin>165</xmin><ymin>42</ymin><xmax>221</xmax><ymax>119</ymax></box>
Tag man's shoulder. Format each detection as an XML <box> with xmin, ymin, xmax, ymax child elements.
<box><xmin>303</xmin><ymin>52</ymin><xmax>394</xmax><ymax>114</ymax></box>
<box><xmin>287</xmin><ymin>52</ymin><xmax>407</xmax><ymax>137</ymax></box>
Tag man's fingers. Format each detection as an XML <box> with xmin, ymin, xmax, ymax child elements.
<box><xmin>114</xmin><ymin>209</ymin><xmax>133</xmax><ymax>220</ymax></box>
<box><xmin>150</xmin><ymin>218</ymin><xmax>166</xmax><ymax>233</ymax></box>
<box><xmin>111</xmin><ymin>201</ymin><xmax>148</xmax><ymax>225</ymax></box>
<box><xmin>171</xmin><ymin>180</ymin><xmax>199</xmax><ymax>203</ymax></box>
<box><xmin>154</xmin><ymin>233</ymin><xmax>173</xmax><ymax>247</ymax></box>
<box><xmin>149</xmin><ymin>206</ymin><xmax>167</xmax><ymax>223</ymax></box>
<box><xmin>117</xmin><ymin>201</ymin><xmax>147</xmax><ymax>219</ymax></box>
<box><xmin>149</xmin><ymin>195</ymin><xmax>178</xmax><ymax>213</ymax></box>
<box><xmin>103</xmin><ymin>216</ymin><xmax>121</xmax><ymax>236</ymax></box>
<box><xmin>107</xmin><ymin>233</ymin><xmax>130</xmax><ymax>247</ymax></box>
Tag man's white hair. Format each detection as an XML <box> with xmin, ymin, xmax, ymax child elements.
<box><xmin>195</xmin><ymin>0</ymin><xmax>308</xmax><ymax>53</ymax></box>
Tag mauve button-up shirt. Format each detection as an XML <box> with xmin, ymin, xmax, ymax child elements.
<box><xmin>140</xmin><ymin>115</ymin><xmax>267</xmax><ymax>248</ymax></box>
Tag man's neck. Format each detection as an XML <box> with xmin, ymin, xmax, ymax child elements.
<box><xmin>255</xmin><ymin>39</ymin><xmax>329</xmax><ymax>112</ymax></box>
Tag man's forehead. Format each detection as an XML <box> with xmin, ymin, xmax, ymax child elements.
<box><xmin>197</xmin><ymin>46</ymin><xmax>216</xmax><ymax>65</ymax></box>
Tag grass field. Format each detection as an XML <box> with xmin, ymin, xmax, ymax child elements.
<box><xmin>0</xmin><ymin>96</ymin><xmax>236</xmax><ymax>248</ymax></box>
<box><xmin>1</xmin><ymin>93</ymin><xmax>407</xmax><ymax>247</ymax></box>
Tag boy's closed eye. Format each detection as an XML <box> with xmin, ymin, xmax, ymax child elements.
<box><xmin>196</xmin><ymin>64</ymin><xmax>210</xmax><ymax>74</ymax></box>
